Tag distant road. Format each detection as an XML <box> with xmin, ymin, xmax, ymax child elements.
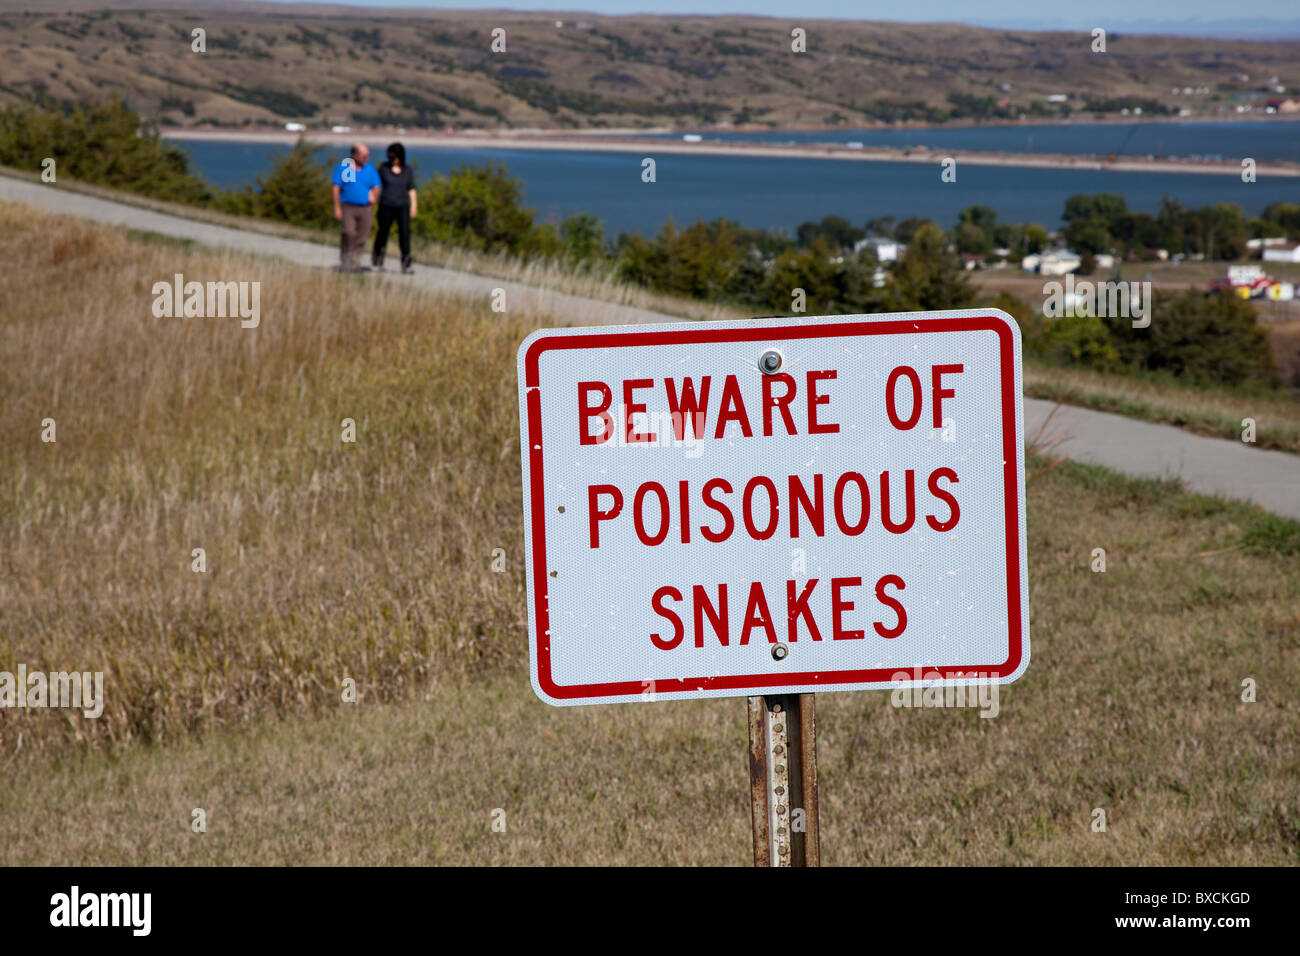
<box><xmin>4</xmin><ymin>173</ymin><xmax>1298</xmax><ymax>520</ymax></box>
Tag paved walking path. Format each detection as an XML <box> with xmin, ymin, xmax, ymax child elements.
<box><xmin>5</xmin><ymin>175</ymin><xmax>1297</xmax><ymax>520</ymax></box>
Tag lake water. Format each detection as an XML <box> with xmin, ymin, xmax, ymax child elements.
<box><xmin>176</xmin><ymin>127</ymin><xmax>1300</xmax><ymax>238</ymax></box>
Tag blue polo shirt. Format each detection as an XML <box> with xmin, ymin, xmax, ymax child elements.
<box><xmin>332</xmin><ymin>158</ymin><xmax>381</xmax><ymax>206</ymax></box>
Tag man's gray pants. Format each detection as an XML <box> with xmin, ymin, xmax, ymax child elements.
<box><xmin>340</xmin><ymin>204</ymin><xmax>372</xmax><ymax>270</ymax></box>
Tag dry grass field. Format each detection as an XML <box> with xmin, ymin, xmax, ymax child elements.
<box><xmin>1</xmin><ymin>205</ymin><xmax>1297</xmax><ymax>865</ymax></box>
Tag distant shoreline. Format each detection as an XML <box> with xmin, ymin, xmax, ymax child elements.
<box><xmin>163</xmin><ymin>127</ymin><xmax>1300</xmax><ymax>178</ymax></box>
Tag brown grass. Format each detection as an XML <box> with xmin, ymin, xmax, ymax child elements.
<box><xmin>1</xmin><ymin>206</ymin><xmax>1297</xmax><ymax>865</ymax></box>
<box><xmin>0</xmin><ymin>204</ymin><xmax>527</xmax><ymax>755</ymax></box>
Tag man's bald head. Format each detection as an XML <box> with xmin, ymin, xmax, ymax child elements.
<box><xmin>351</xmin><ymin>143</ymin><xmax>370</xmax><ymax>163</ymax></box>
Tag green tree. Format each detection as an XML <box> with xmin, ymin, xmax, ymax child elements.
<box><xmin>1106</xmin><ymin>290</ymin><xmax>1276</xmax><ymax>387</ymax></box>
<box><xmin>1157</xmin><ymin>196</ymin><xmax>1193</xmax><ymax>255</ymax></box>
<box><xmin>560</xmin><ymin>212</ymin><xmax>605</xmax><ymax>264</ymax></box>
<box><xmin>1195</xmin><ymin>203</ymin><xmax>1249</xmax><ymax>261</ymax></box>
<box><xmin>795</xmin><ymin>215</ymin><xmax>864</xmax><ymax>252</ymax></box>
<box><xmin>954</xmin><ymin>222</ymin><xmax>992</xmax><ymax>255</ymax></box>
<box><xmin>616</xmin><ymin>218</ymin><xmax>745</xmax><ymax>300</ymax></box>
<box><xmin>885</xmin><ymin>224</ymin><xmax>975</xmax><ymax>311</ymax></box>
<box><xmin>215</xmin><ymin>138</ymin><xmax>333</xmax><ymax>227</ymax></box>
<box><xmin>1260</xmin><ymin>202</ymin><xmax>1300</xmax><ymax>240</ymax></box>
<box><xmin>1062</xmin><ymin>193</ymin><xmax>1128</xmax><ymax>255</ymax></box>
<box><xmin>1110</xmin><ymin>211</ymin><xmax>1164</xmax><ymax>260</ymax></box>
<box><xmin>0</xmin><ymin>97</ymin><xmax>209</xmax><ymax>203</ymax></box>
<box><xmin>1063</xmin><ymin>193</ymin><xmax>1127</xmax><ymax>229</ymax></box>
<box><xmin>763</xmin><ymin>237</ymin><xmax>841</xmax><ymax>313</ymax></box>
<box><xmin>893</xmin><ymin>217</ymin><xmax>935</xmax><ymax>246</ymax></box>
<box><xmin>616</xmin><ymin>231</ymin><xmax>667</xmax><ymax>289</ymax></box>
<box><xmin>1044</xmin><ymin>315</ymin><xmax>1117</xmax><ymax>368</ymax></box>
<box><xmin>414</xmin><ymin>162</ymin><xmax>537</xmax><ymax>254</ymax></box>
<box><xmin>957</xmin><ymin>205</ymin><xmax>999</xmax><ymax>237</ymax></box>
<box><xmin>1064</xmin><ymin>218</ymin><xmax>1112</xmax><ymax>255</ymax></box>
<box><xmin>864</xmin><ymin>216</ymin><xmax>897</xmax><ymax>239</ymax></box>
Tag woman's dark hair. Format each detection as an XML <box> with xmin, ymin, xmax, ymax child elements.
<box><xmin>386</xmin><ymin>142</ymin><xmax>406</xmax><ymax>165</ymax></box>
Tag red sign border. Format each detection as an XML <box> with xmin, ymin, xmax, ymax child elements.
<box><xmin>522</xmin><ymin>315</ymin><xmax>1024</xmax><ymax>701</ymax></box>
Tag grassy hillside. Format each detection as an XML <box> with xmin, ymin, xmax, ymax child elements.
<box><xmin>1</xmin><ymin>206</ymin><xmax>1297</xmax><ymax>864</ymax></box>
<box><xmin>2</xmin><ymin>3</ymin><xmax>1298</xmax><ymax>129</ymax></box>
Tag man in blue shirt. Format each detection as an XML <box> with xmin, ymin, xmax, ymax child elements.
<box><xmin>331</xmin><ymin>143</ymin><xmax>381</xmax><ymax>272</ymax></box>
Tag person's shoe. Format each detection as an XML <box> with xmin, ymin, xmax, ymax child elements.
<box><xmin>401</xmin><ymin>262</ymin><xmax>414</xmax><ymax>275</ymax></box>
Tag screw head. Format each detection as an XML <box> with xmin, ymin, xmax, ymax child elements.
<box><xmin>772</xmin><ymin>642</ymin><xmax>789</xmax><ymax>661</ymax></box>
<box><xmin>759</xmin><ymin>348</ymin><xmax>783</xmax><ymax>375</ymax></box>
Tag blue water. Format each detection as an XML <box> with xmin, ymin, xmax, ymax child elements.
<box><xmin>631</xmin><ymin>120</ymin><xmax>1300</xmax><ymax>164</ymax></box>
<box><xmin>177</xmin><ymin>136</ymin><xmax>1299</xmax><ymax>238</ymax></box>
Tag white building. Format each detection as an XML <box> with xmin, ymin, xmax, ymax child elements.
<box><xmin>1262</xmin><ymin>244</ymin><xmax>1300</xmax><ymax>264</ymax></box>
<box><xmin>854</xmin><ymin>236</ymin><xmax>900</xmax><ymax>262</ymax></box>
<box><xmin>1037</xmin><ymin>250</ymin><xmax>1083</xmax><ymax>276</ymax></box>
<box><xmin>284</xmin><ymin>122</ymin><xmax>306</xmax><ymax>132</ymax></box>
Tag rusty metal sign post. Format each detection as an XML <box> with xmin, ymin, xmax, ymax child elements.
<box><xmin>747</xmin><ymin>693</ymin><xmax>819</xmax><ymax>866</ymax></box>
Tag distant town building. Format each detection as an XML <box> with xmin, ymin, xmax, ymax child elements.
<box><xmin>1262</xmin><ymin>244</ymin><xmax>1300</xmax><ymax>264</ymax></box>
<box><xmin>285</xmin><ymin>122</ymin><xmax>306</xmax><ymax>132</ymax></box>
<box><xmin>1247</xmin><ymin>237</ymin><xmax>1290</xmax><ymax>251</ymax></box>
<box><xmin>854</xmin><ymin>237</ymin><xmax>900</xmax><ymax>262</ymax></box>
<box><xmin>1038</xmin><ymin>250</ymin><xmax>1083</xmax><ymax>276</ymax></box>
<box><xmin>1045</xmin><ymin>94</ymin><xmax>1069</xmax><ymax>103</ymax></box>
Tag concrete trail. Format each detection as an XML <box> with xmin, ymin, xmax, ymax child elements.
<box><xmin>0</xmin><ymin>176</ymin><xmax>656</xmax><ymax>328</ymax></box>
<box><xmin>4</xmin><ymin>174</ymin><xmax>1297</xmax><ymax>520</ymax></box>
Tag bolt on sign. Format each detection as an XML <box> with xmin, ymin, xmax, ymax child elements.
<box><xmin>516</xmin><ymin>310</ymin><xmax>1030</xmax><ymax>707</ymax></box>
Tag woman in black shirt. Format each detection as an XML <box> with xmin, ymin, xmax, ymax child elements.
<box><xmin>372</xmin><ymin>142</ymin><xmax>418</xmax><ymax>274</ymax></box>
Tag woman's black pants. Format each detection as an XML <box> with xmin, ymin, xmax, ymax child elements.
<box><xmin>373</xmin><ymin>204</ymin><xmax>412</xmax><ymax>268</ymax></box>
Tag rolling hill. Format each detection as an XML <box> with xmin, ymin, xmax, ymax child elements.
<box><xmin>1</xmin><ymin>1</ymin><xmax>1298</xmax><ymax>130</ymax></box>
